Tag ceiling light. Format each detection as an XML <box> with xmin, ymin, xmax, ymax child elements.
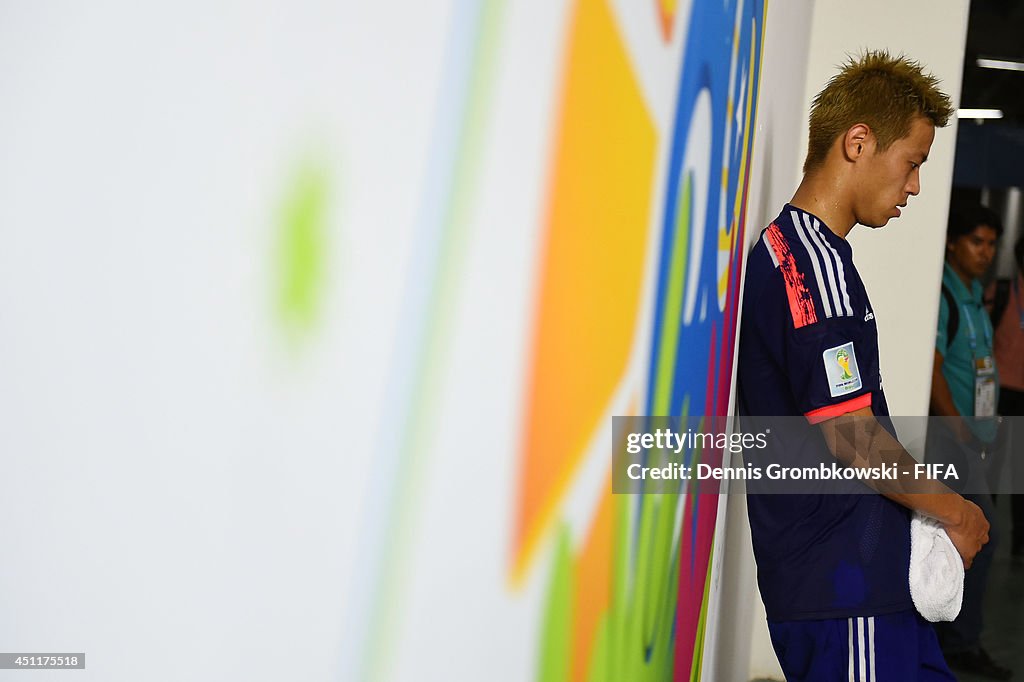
<box><xmin>977</xmin><ymin>58</ymin><xmax>1024</xmax><ymax>72</ymax></box>
<box><xmin>957</xmin><ymin>108</ymin><xmax>1004</xmax><ymax>119</ymax></box>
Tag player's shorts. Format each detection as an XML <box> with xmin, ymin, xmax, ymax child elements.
<box><xmin>767</xmin><ymin>609</ymin><xmax>955</xmax><ymax>681</ymax></box>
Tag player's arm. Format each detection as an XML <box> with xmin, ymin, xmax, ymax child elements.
<box><xmin>929</xmin><ymin>293</ymin><xmax>973</xmax><ymax>442</ymax></box>
<box><xmin>818</xmin><ymin>405</ymin><xmax>989</xmax><ymax>568</ymax></box>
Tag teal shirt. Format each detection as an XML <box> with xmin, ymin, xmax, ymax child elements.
<box><xmin>937</xmin><ymin>262</ymin><xmax>999</xmax><ymax>442</ymax></box>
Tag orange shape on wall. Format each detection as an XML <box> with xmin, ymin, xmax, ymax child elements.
<box><xmin>511</xmin><ymin>0</ymin><xmax>656</xmax><ymax>583</ymax></box>
<box><xmin>657</xmin><ymin>0</ymin><xmax>677</xmax><ymax>41</ymax></box>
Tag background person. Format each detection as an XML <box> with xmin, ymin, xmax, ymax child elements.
<box><xmin>987</xmin><ymin>235</ymin><xmax>1024</xmax><ymax>559</ymax></box>
<box><xmin>927</xmin><ymin>201</ymin><xmax>1011</xmax><ymax>679</ymax></box>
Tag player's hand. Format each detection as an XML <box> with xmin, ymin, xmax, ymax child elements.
<box><xmin>943</xmin><ymin>498</ymin><xmax>989</xmax><ymax>569</ymax></box>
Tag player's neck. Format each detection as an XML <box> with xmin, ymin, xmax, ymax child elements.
<box><xmin>790</xmin><ymin>174</ymin><xmax>856</xmax><ymax>239</ymax></box>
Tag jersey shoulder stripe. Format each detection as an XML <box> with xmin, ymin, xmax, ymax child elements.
<box><xmin>761</xmin><ymin>208</ymin><xmax>859</xmax><ymax>328</ymax></box>
<box><xmin>764</xmin><ymin>222</ymin><xmax>819</xmax><ymax>328</ymax></box>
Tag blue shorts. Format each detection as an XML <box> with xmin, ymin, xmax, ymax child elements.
<box><xmin>767</xmin><ymin>610</ymin><xmax>955</xmax><ymax>681</ymax></box>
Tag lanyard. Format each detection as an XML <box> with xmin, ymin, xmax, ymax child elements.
<box><xmin>960</xmin><ymin>300</ymin><xmax>992</xmax><ymax>356</ymax></box>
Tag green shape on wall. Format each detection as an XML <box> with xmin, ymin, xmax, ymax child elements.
<box><xmin>539</xmin><ymin>525</ymin><xmax>573</xmax><ymax>682</ymax></box>
<box><xmin>277</xmin><ymin>162</ymin><xmax>329</xmax><ymax>334</ymax></box>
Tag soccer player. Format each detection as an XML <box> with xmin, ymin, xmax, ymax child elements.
<box><xmin>737</xmin><ymin>51</ymin><xmax>990</xmax><ymax>680</ymax></box>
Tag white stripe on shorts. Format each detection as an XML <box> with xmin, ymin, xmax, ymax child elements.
<box><xmin>848</xmin><ymin>617</ymin><xmax>855</xmax><ymax>682</ymax></box>
<box><xmin>858</xmin><ymin>617</ymin><xmax>867</xmax><ymax>682</ymax></box>
<box><xmin>868</xmin><ymin>616</ymin><xmax>876</xmax><ymax>682</ymax></box>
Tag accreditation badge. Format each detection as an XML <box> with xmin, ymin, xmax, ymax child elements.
<box><xmin>974</xmin><ymin>356</ymin><xmax>996</xmax><ymax>419</ymax></box>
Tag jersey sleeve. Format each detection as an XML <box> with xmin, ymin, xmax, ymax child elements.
<box><xmin>749</xmin><ymin>267</ymin><xmax>876</xmax><ymax>424</ymax></box>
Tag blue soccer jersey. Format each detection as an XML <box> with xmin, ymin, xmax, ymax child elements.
<box><xmin>737</xmin><ymin>204</ymin><xmax>913</xmax><ymax>621</ymax></box>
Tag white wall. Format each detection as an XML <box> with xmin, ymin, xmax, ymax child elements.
<box><xmin>713</xmin><ymin>1</ymin><xmax>970</xmax><ymax>679</ymax></box>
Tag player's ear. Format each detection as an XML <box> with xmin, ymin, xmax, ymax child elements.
<box><xmin>842</xmin><ymin>124</ymin><xmax>871</xmax><ymax>162</ymax></box>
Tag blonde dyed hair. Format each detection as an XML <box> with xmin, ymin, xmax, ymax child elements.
<box><xmin>804</xmin><ymin>50</ymin><xmax>953</xmax><ymax>173</ymax></box>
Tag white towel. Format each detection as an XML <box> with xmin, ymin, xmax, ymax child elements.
<box><xmin>909</xmin><ymin>512</ymin><xmax>964</xmax><ymax>622</ymax></box>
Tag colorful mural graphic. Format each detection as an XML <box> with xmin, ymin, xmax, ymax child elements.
<box><xmin>355</xmin><ymin>0</ymin><xmax>766</xmax><ymax>679</ymax></box>
<box><xmin>515</xmin><ymin>0</ymin><xmax>765</xmax><ymax>679</ymax></box>
<box><xmin>512</xmin><ymin>0</ymin><xmax>657</xmax><ymax>589</ymax></box>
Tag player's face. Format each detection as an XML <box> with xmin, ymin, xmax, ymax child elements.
<box><xmin>854</xmin><ymin>116</ymin><xmax>935</xmax><ymax>228</ymax></box>
<box><xmin>947</xmin><ymin>224</ymin><xmax>998</xmax><ymax>282</ymax></box>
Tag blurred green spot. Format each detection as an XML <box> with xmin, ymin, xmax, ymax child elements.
<box><xmin>277</xmin><ymin>162</ymin><xmax>329</xmax><ymax>334</ymax></box>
